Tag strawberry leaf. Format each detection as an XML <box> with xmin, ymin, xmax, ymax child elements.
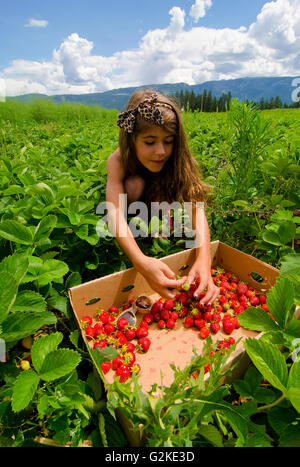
<box><xmin>243</xmin><ymin>338</ymin><xmax>288</xmax><ymax>393</ymax></box>
<box><xmin>39</xmin><ymin>349</ymin><xmax>81</xmax><ymax>381</ymax></box>
<box><xmin>12</xmin><ymin>370</ymin><xmax>40</xmax><ymax>412</ymax></box>
<box><xmin>31</xmin><ymin>332</ymin><xmax>63</xmax><ymax>373</ymax></box>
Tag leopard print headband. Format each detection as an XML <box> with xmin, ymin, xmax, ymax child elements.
<box><xmin>116</xmin><ymin>93</ymin><xmax>175</xmax><ymax>133</ymax></box>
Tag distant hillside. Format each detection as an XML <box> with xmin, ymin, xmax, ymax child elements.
<box><xmin>9</xmin><ymin>77</ymin><xmax>297</xmax><ymax>110</ymax></box>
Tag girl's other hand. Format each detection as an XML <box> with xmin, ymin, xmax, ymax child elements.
<box><xmin>186</xmin><ymin>262</ymin><xmax>219</xmax><ymax>306</ymax></box>
<box><xmin>134</xmin><ymin>256</ymin><xmax>187</xmax><ymax>299</ymax></box>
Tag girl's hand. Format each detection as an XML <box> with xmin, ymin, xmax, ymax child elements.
<box><xmin>134</xmin><ymin>256</ymin><xmax>187</xmax><ymax>299</ymax></box>
<box><xmin>186</xmin><ymin>261</ymin><xmax>219</xmax><ymax>306</ymax></box>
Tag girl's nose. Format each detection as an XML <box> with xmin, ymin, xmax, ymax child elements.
<box><xmin>155</xmin><ymin>142</ymin><xmax>166</xmax><ymax>155</ymax></box>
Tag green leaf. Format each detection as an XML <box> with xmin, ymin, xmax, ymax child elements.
<box><xmin>266</xmin><ymin>277</ymin><xmax>294</xmax><ymax>328</ymax></box>
<box><xmin>65</xmin><ymin>272</ymin><xmax>81</xmax><ymax>290</ymax></box>
<box><xmin>0</xmin><ymin>251</ymin><xmax>29</xmax><ymax>285</ymax></box>
<box><xmin>243</xmin><ymin>338</ymin><xmax>288</xmax><ymax>393</ymax></box>
<box><xmin>279</xmin><ymin>424</ymin><xmax>300</xmax><ymax>447</ymax></box>
<box><xmin>31</xmin><ymin>332</ymin><xmax>63</xmax><ymax>373</ymax></box>
<box><xmin>281</xmin><ymin>254</ymin><xmax>300</xmax><ymax>277</ymax></box>
<box><xmin>11</xmin><ymin>290</ymin><xmax>46</xmax><ymax>313</ymax></box>
<box><xmin>11</xmin><ymin>370</ymin><xmax>40</xmax><ymax>412</ymax></box>
<box><xmin>0</xmin><ymin>271</ymin><xmax>18</xmax><ymax>325</ymax></box>
<box><xmin>197</xmin><ymin>424</ymin><xmax>223</xmax><ymax>447</ymax></box>
<box><xmin>288</xmin><ymin>360</ymin><xmax>300</xmax><ymax>390</ymax></box>
<box><xmin>286</xmin><ymin>388</ymin><xmax>300</xmax><ymax>413</ymax></box>
<box><xmin>268</xmin><ymin>407</ymin><xmax>297</xmax><ymax>436</ymax></box>
<box><xmin>0</xmin><ymin>220</ymin><xmax>34</xmax><ymax>245</ymax></box>
<box><xmin>1</xmin><ymin>311</ymin><xmax>57</xmax><ymax>343</ymax></box>
<box><xmin>39</xmin><ymin>349</ymin><xmax>81</xmax><ymax>381</ymax></box>
<box><xmin>262</xmin><ymin>230</ymin><xmax>282</xmax><ymax>246</ymax></box>
<box><xmin>238</xmin><ymin>307</ymin><xmax>280</xmax><ymax>332</ymax></box>
<box><xmin>278</xmin><ymin>222</ymin><xmax>296</xmax><ymax>245</ymax></box>
<box><xmin>22</xmin><ymin>258</ymin><xmax>69</xmax><ymax>287</ymax></box>
<box><xmin>33</xmin><ymin>215</ymin><xmax>57</xmax><ymax>244</ymax></box>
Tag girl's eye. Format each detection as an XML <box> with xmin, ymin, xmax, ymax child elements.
<box><xmin>144</xmin><ymin>141</ymin><xmax>154</xmax><ymax>146</ymax></box>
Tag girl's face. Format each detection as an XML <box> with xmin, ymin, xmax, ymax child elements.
<box><xmin>134</xmin><ymin>125</ymin><xmax>175</xmax><ymax>173</ymax></box>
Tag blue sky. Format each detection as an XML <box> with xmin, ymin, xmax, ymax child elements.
<box><xmin>0</xmin><ymin>0</ymin><xmax>299</xmax><ymax>96</ymax></box>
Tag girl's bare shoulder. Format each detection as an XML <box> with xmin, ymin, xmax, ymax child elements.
<box><xmin>106</xmin><ymin>148</ymin><xmax>125</xmax><ymax>180</ymax></box>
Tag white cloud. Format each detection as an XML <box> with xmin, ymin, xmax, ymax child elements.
<box><xmin>1</xmin><ymin>0</ymin><xmax>300</xmax><ymax>96</ymax></box>
<box><xmin>190</xmin><ymin>0</ymin><xmax>213</xmax><ymax>22</ymax></box>
<box><xmin>25</xmin><ymin>18</ymin><xmax>49</xmax><ymax>28</ymax></box>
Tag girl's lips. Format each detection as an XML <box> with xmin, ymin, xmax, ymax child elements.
<box><xmin>151</xmin><ymin>160</ymin><xmax>165</xmax><ymax>164</ymax></box>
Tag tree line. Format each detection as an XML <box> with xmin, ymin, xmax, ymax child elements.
<box><xmin>174</xmin><ymin>89</ymin><xmax>300</xmax><ymax>112</ymax></box>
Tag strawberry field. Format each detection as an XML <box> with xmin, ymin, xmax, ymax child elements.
<box><xmin>0</xmin><ymin>99</ymin><xmax>299</xmax><ymax>447</ymax></box>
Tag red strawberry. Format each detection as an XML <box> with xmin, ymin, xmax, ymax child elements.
<box><xmin>164</xmin><ymin>299</ymin><xmax>175</xmax><ymax>310</ymax></box>
<box><xmin>210</xmin><ymin>322</ymin><xmax>220</xmax><ymax>333</ymax></box>
<box><xmin>101</xmin><ymin>361</ymin><xmax>111</xmax><ymax>374</ymax></box>
<box><xmin>108</xmin><ymin>306</ymin><xmax>119</xmax><ymax>315</ymax></box>
<box><xmin>117</xmin><ymin>317</ymin><xmax>129</xmax><ymax>331</ymax></box>
<box><xmin>219</xmin><ymin>295</ymin><xmax>228</xmax><ymax>305</ymax></box>
<box><xmin>166</xmin><ymin>318</ymin><xmax>176</xmax><ymax>329</ymax></box>
<box><xmin>177</xmin><ymin>293</ymin><xmax>189</xmax><ymax>305</ymax></box>
<box><xmin>122</xmin><ymin>342</ymin><xmax>136</xmax><ymax>353</ymax></box>
<box><xmin>204</xmin><ymin>363</ymin><xmax>210</xmax><ymax>374</ymax></box>
<box><xmin>203</xmin><ymin>311</ymin><xmax>212</xmax><ymax>322</ymax></box>
<box><xmin>194</xmin><ymin>318</ymin><xmax>206</xmax><ymax>329</ymax></box>
<box><xmin>151</xmin><ymin>300</ymin><xmax>164</xmax><ymax>314</ymax></box>
<box><xmin>223</xmin><ymin>319</ymin><xmax>235</xmax><ymax>335</ymax></box>
<box><xmin>136</xmin><ymin>327</ymin><xmax>148</xmax><ymax>339</ymax></box>
<box><xmin>93</xmin><ymin>322</ymin><xmax>104</xmax><ymax>336</ymax></box>
<box><xmin>123</xmin><ymin>351</ymin><xmax>136</xmax><ymax>366</ymax></box>
<box><xmin>200</xmin><ymin>327</ymin><xmax>210</xmax><ymax>339</ymax></box>
<box><xmin>125</xmin><ymin>328</ymin><xmax>136</xmax><ymax>341</ymax></box>
<box><xmin>234</xmin><ymin>305</ymin><xmax>245</xmax><ymax>315</ymax></box>
<box><xmin>259</xmin><ymin>295</ymin><xmax>267</xmax><ymax>305</ymax></box>
<box><xmin>261</xmin><ymin>304</ymin><xmax>269</xmax><ymax>312</ymax></box>
<box><xmin>85</xmin><ymin>326</ymin><xmax>95</xmax><ymax>339</ymax></box>
<box><xmin>184</xmin><ymin>316</ymin><xmax>194</xmax><ymax>328</ymax></box>
<box><xmin>116</xmin><ymin>364</ymin><xmax>131</xmax><ymax>382</ymax></box>
<box><xmin>81</xmin><ymin>315</ymin><xmax>93</xmax><ymax>326</ymax></box>
<box><xmin>138</xmin><ymin>337</ymin><xmax>151</xmax><ymax>353</ymax></box>
<box><xmin>93</xmin><ymin>339</ymin><xmax>107</xmax><ymax>350</ymax></box>
<box><xmin>104</xmin><ymin>323</ymin><xmax>115</xmax><ymax>335</ymax></box>
<box><xmin>99</xmin><ymin>311</ymin><xmax>110</xmax><ymax>324</ymax></box>
<box><xmin>143</xmin><ymin>313</ymin><xmax>154</xmax><ymax>325</ymax></box>
<box><xmin>122</xmin><ymin>303</ymin><xmax>130</xmax><ymax>311</ymax></box>
<box><xmin>227</xmin><ymin>337</ymin><xmax>235</xmax><ymax>346</ymax></box>
<box><xmin>160</xmin><ymin>309</ymin><xmax>170</xmax><ymax>321</ymax></box>
<box><xmin>178</xmin><ymin>306</ymin><xmax>189</xmax><ymax>318</ymax></box>
<box><xmin>250</xmin><ymin>296</ymin><xmax>260</xmax><ymax>306</ymax></box>
<box><xmin>112</xmin><ymin>355</ymin><xmax>123</xmax><ymax>370</ymax></box>
<box><xmin>212</xmin><ymin>312</ymin><xmax>221</xmax><ymax>323</ymax></box>
<box><xmin>158</xmin><ymin>319</ymin><xmax>166</xmax><ymax>329</ymax></box>
<box><xmin>170</xmin><ymin>311</ymin><xmax>178</xmax><ymax>321</ymax></box>
<box><xmin>236</xmin><ymin>283</ymin><xmax>248</xmax><ymax>296</ymax></box>
<box><xmin>140</xmin><ymin>320</ymin><xmax>149</xmax><ymax>329</ymax></box>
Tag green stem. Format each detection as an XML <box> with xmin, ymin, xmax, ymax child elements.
<box><xmin>257</xmin><ymin>393</ymin><xmax>286</xmax><ymax>412</ymax></box>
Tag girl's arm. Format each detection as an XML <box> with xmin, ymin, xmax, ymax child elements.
<box><xmin>105</xmin><ymin>150</ymin><xmax>186</xmax><ymax>298</ymax></box>
<box><xmin>186</xmin><ymin>203</ymin><xmax>220</xmax><ymax>305</ymax></box>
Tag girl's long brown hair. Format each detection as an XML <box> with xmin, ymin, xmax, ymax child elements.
<box><xmin>118</xmin><ymin>89</ymin><xmax>211</xmax><ymax>206</ymax></box>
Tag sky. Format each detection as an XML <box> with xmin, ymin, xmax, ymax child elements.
<box><xmin>0</xmin><ymin>0</ymin><xmax>299</xmax><ymax>97</ymax></box>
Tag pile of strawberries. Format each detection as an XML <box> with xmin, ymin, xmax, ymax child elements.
<box><xmin>81</xmin><ymin>266</ymin><xmax>268</xmax><ymax>383</ymax></box>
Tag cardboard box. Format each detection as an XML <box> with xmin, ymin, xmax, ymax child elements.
<box><xmin>68</xmin><ymin>241</ymin><xmax>280</xmax><ymax>445</ymax></box>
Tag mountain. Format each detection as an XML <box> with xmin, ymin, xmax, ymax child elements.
<box><xmin>9</xmin><ymin>76</ymin><xmax>297</xmax><ymax>110</ymax></box>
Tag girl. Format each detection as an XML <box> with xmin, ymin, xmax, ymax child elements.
<box><xmin>106</xmin><ymin>90</ymin><xmax>219</xmax><ymax>303</ymax></box>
